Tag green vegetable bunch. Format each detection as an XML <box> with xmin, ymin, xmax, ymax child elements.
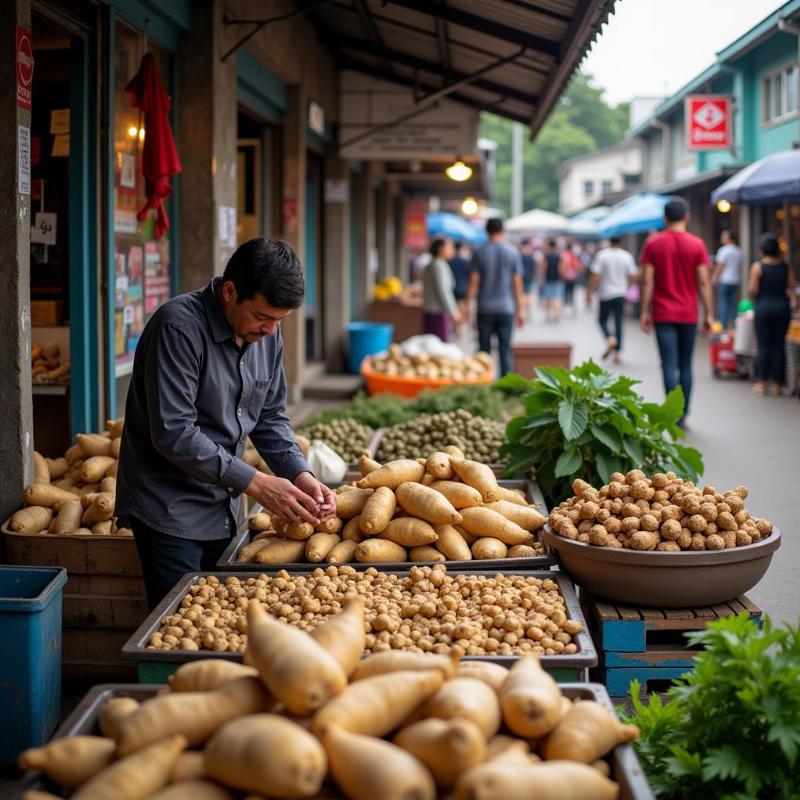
<box><xmin>498</xmin><ymin>360</ymin><xmax>703</xmax><ymax>505</ymax></box>
<box><xmin>621</xmin><ymin>613</ymin><xmax>800</xmax><ymax>800</ymax></box>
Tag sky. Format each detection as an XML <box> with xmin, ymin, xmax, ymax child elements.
<box><xmin>582</xmin><ymin>0</ymin><xmax>790</xmax><ymax>105</ymax></box>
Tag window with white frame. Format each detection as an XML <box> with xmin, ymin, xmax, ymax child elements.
<box><xmin>763</xmin><ymin>63</ymin><xmax>799</xmax><ymax>123</ymax></box>
<box><xmin>601</xmin><ymin>179</ymin><xmax>613</xmax><ymax>194</ymax></box>
<box><xmin>583</xmin><ymin>179</ymin><xmax>594</xmax><ymax>197</ymax></box>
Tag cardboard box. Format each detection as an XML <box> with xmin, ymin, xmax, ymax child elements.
<box><xmin>31</xmin><ymin>300</ymin><xmax>63</xmax><ymax>326</ymax></box>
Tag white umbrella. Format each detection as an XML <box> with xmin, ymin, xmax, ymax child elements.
<box><xmin>505</xmin><ymin>208</ymin><xmax>568</xmax><ymax>234</ymax></box>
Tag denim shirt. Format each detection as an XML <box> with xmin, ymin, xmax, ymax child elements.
<box><xmin>116</xmin><ymin>278</ymin><xmax>309</xmax><ymax>540</ymax></box>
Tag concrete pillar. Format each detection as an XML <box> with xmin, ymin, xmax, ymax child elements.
<box><xmin>376</xmin><ymin>183</ymin><xmax>397</xmax><ymax>279</ymax></box>
<box><xmin>323</xmin><ymin>153</ymin><xmax>350</xmax><ymax>372</ymax></box>
<box><xmin>280</xmin><ymin>85</ymin><xmax>307</xmax><ymax>402</ymax></box>
<box><xmin>739</xmin><ymin>204</ymin><xmax>752</xmax><ymax>287</ymax></box>
<box><xmin>178</xmin><ymin>0</ymin><xmax>237</xmax><ymax>292</ymax></box>
<box><xmin>352</xmin><ymin>165</ymin><xmax>376</xmax><ymax>320</ymax></box>
<box><xmin>0</xmin><ymin>0</ymin><xmax>33</xmax><ymax>525</ymax></box>
<box><xmin>394</xmin><ymin>194</ymin><xmax>407</xmax><ymax>283</ymax></box>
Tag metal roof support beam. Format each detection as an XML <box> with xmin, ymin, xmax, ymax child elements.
<box><xmin>353</xmin><ymin>0</ymin><xmax>394</xmax><ymax>73</ymax></box>
<box><xmin>325</xmin><ymin>32</ymin><xmax>536</xmax><ymax>105</ymax></box>
<box><xmin>387</xmin><ymin>0</ymin><xmax>560</xmax><ymax>55</ymax></box>
<box><xmin>435</xmin><ymin>1</ymin><xmax>451</xmax><ymax>76</ymax></box>
<box><xmin>339</xmin><ymin>60</ymin><xmax>530</xmax><ymax>125</ymax></box>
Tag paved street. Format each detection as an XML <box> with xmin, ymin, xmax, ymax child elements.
<box><xmin>504</xmin><ymin>292</ymin><xmax>798</xmax><ymax>627</ymax></box>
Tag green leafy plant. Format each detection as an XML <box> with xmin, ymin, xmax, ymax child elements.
<box><xmin>497</xmin><ymin>360</ymin><xmax>703</xmax><ymax>505</ymax></box>
<box><xmin>621</xmin><ymin>614</ymin><xmax>800</xmax><ymax>799</ymax></box>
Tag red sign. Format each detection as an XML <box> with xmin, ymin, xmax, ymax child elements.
<box><xmin>403</xmin><ymin>198</ymin><xmax>428</xmax><ymax>250</ymax></box>
<box><xmin>16</xmin><ymin>26</ymin><xmax>34</xmax><ymax>110</ymax></box>
<box><xmin>686</xmin><ymin>95</ymin><xmax>732</xmax><ymax>150</ymax></box>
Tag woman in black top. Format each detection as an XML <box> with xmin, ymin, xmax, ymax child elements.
<box><xmin>748</xmin><ymin>232</ymin><xmax>796</xmax><ymax>396</ymax></box>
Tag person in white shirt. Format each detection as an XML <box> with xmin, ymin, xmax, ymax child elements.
<box><xmin>713</xmin><ymin>230</ymin><xmax>743</xmax><ymax>329</ymax></box>
<box><xmin>587</xmin><ymin>237</ymin><xmax>638</xmax><ymax>363</ymax></box>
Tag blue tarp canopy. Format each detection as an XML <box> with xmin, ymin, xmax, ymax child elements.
<box><xmin>566</xmin><ymin>206</ymin><xmax>611</xmax><ymax>238</ymax></box>
<box><xmin>711</xmin><ymin>150</ymin><xmax>800</xmax><ymax>204</ymax></box>
<box><xmin>426</xmin><ymin>212</ymin><xmax>487</xmax><ymax>245</ymax></box>
<box><xmin>597</xmin><ymin>193</ymin><xmax>670</xmax><ymax>238</ymax></box>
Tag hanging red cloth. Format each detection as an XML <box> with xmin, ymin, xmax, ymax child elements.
<box><xmin>125</xmin><ymin>52</ymin><xmax>181</xmax><ymax>239</ymax></box>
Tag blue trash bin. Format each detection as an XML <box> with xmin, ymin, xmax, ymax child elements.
<box><xmin>0</xmin><ymin>565</ymin><xmax>67</xmax><ymax>763</ymax></box>
<box><xmin>347</xmin><ymin>322</ymin><xmax>393</xmax><ymax>374</ymax></box>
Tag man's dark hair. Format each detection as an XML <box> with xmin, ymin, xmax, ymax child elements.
<box><xmin>609</xmin><ymin>236</ymin><xmax>622</xmax><ymax>246</ymax></box>
<box><xmin>520</xmin><ymin>237</ymin><xmax>531</xmax><ymax>246</ymax></box>
<box><xmin>547</xmin><ymin>238</ymin><xmax>557</xmax><ymax>248</ymax></box>
<box><xmin>758</xmin><ymin>232</ymin><xmax>780</xmax><ymax>258</ymax></box>
<box><xmin>664</xmin><ymin>196</ymin><xmax>689</xmax><ymax>223</ymax></box>
<box><xmin>430</xmin><ymin>237</ymin><xmax>447</xmax><ymax>258</ymax></box>
<box><xmin>223</xmin><ymin>238</ymin><xmax>305</xmax><ymax>309</ymax></box>
<box><xmin>486</xmin><ymin>217</ymin><xmax>504</xmax><ymax>236</ymax></box>
<box><xmin>726</xmin><ymin>230</ymin><xmax>738</xmax><ymax>244</ymax></box>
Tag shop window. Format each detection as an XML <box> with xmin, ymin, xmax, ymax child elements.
<box><xmin>112</xmin><ymin>21</ymin><xmax>174</xmax><ymax>401</ymax></box>
<box><xmin>763</xmin><ymin>63</ymin><xmax>799</xmax><ymax>124</ymax></box>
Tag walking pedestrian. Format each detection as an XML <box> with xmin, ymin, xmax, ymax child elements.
<box><xmin>423</xmin><ymin>237</ymin><xmax>462</xmax><ymax>342</ymax></box>
<box><xmin>713</xmin><ymin>230</ymin><xmax>743</xmax><ymax>329</ymax></box>
<box><xmin>448</xmin><ymin>241</ymin><xmax>471</xmax><ymax>320</ymax></box>
<box><xmin>538</xmin><ymin>239</ymin><xmax>565</xmax><ymax>322</ymax></box>
<box><xmin>587</xmin><ymin>237</ymin><xmax>638</xmax><ymax>363</ymax></box>
<box><xmin>639</xmin><ymin>197</ymin><xmax>714</xmax><ymax>427</ymax></box>
<box><xmin>561</xmin><ymin>243</ymin><xmax>583</xmax><ymax>313</ymax></box>
<box><xmin>520</xmin><ymin>238</ymin><xmax>537</xmax><ymax>318</ymax></box>
<box><xmin>466</xmin><ymin>218</ymin><xmax>525</xmax><ymax>376</ymax></box>
<box><xmin>748</xmin><ymin>232</ymin><xmax>796</xmax><ymax>396</ymax></box>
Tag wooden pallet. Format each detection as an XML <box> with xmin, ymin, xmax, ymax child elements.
<box><xmin>581</xmin><ymin>592</ymin><xmax>762</xmax><ymax>697</ymax></box>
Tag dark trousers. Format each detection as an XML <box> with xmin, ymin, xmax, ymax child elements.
<box><xmin>477</xmin><ymin>312</ymin><xmax>514</xmax><ymax>377</ymax></box>
<box><xmin>654</xmin><ymin>322</ymin><xmax>697</xmax><ymax>417</ymax></box>
<box><xmin>564</xmin><ymin>280</ymin><xmax>577</xmax><ymax>306</ymax></box>
<box><xmin>131</xmin><ymin>517</ymin><xmax>232</xmax><ymax>610</ymax></box>
<box><xmin>598</xmin><ymin>297</ymin><xmax>625</xmax><ymax>350</ymax></box>
<box><xmin>755</xmin><ymin>303</ymin><xmax>791</xmax><ymax>383</ymax></box>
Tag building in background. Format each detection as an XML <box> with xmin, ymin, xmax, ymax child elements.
<box><xmin>556</xmin><ymin>139</ymin><xmax>642</xmax><ymax>215</ymax></box>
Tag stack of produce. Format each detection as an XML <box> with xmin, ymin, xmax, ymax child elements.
<box><xmin>20</xmin><ymin>599</ymin><xmax>635</xmax><ymax>800</ymax></box>
<box><xmin>298</xmin><ymin>418</ymin><xmax>374</xmax><ymax>465</ymax></box>
<box><xmin>147</xmin><ymin>566</ymin><xmax>581</xmax><ymax>658</ymax></box>
<box><xmin>238</xmin><ymin>448</ymin><xmax>545</xmax><ymax>566</ymax></box>
<box><xmin>372</xmin><ymin>275</ymin><xmax>403</xmax><ymax>300</ymax></box>
<box><xmin>548</xmin><ymin>471</ymin><xmax>773</xmax><ymax>551</ymax></box>
<box><xmin>378</xmin><ymin>411</ymin><xmax>505</xmax><ymax>463</ymax></box>
<box><xmin>8</xmin><ymin>420</ymin><xmax>130</xmax><ymax>536</ymax></box>
<box><xmin>370</xmin><ymin>345</ymin><xmax>492</xmax><ymax>382</ymax></box>
<box><xmin>31</xmin><ymin>341</ymin><xmax>70</xmax><ymax>383</ymax></box>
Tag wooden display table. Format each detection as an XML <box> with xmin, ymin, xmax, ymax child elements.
<box><xmin>367</xmin><ymin>298</ymin><xmax>423</xmax><ymax>343</ymax></box>
<box><xmin>512</xmin><ymin>341</ymin><xmax>572</xmax><ymax>376</ymax></box>
<box><xmin>580</xmin><ymin>590</ymin><xmax>762</xmax><ymax>698</ymax></box>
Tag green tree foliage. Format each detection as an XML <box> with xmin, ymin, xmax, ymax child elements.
<box><xmin>480</xmin><ymin>72</ymin><xmax>630</xmax><ymax>214</ymax></box>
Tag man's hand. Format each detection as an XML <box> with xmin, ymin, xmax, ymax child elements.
<box><xmin>640</xmin><ymin>310</ymin><xmax>653</xmax><ymax>334</ymax></box>
<box><xmin>516</xmin><ymin>309</ymin><xmax>526</xmax><ymax>328</ymax></box>
<box><xmin>244</xmin><ymin>472</ymin><xmax>323</xmax><ymax>525</ymax></box>
<box><xmin>702</xmin><ymin>313</ymin><xmax>714</xmax><ymax>336</ymax></box>
<box><xmin>293</xmin><ymin>471</ymin><xmax>336</xmax><ymax>522</ymax></box>
<box><xmin>451</xmin><ymin>309</ymin><xmax>463</xmax><ymax>326</ymax></box>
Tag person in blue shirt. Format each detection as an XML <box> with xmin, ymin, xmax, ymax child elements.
<box><xmin>117</xmin><ymin>238</ymin><xmax>335</xmax><ymax>608</ymax></box>
<box><xmin>448</xmin><ymin>241</ymin><xmax>471</xmax><ymax>318</ymax></box>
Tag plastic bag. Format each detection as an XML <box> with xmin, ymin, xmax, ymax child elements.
<box><xmin>306</xmin><ymin>440</ymin><xmax>347</xmax><ymax>483</ymax></box>
<box><xmin>400</xmin><ymin>334</ymin><xmax>464</xmax><ymax>360</ymax></box>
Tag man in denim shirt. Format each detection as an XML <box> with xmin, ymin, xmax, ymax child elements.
<box><xmin>117</xmin><ymin>238</ymin><xmax>335</xmax><ymax>608</ymax></box>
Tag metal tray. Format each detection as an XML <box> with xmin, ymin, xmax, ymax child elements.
<box><xmin>225</xmin><ymin>480</ymin><xmax>553</xmax><ymax>571</ymax></box>
<box><xmin>19</xmin><ymin>682</ymin><xmax>653</xmax><ymax>800</ymax></box>
<box><xmin>122</xmin><ymin>568</ymin><xmax>596</xmax><ymax>680</ymax></box>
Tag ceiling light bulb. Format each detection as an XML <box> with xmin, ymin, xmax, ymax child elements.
<box><xmin>446</xmin><ymin>159</ymin><xmax>473</xmax><ymax>182</ymax></box>
<box><xmin>462</xmin><ymin>196</ymin><xmax>479</xmax><ymax>215</ymax></box>
<box><xmin>716</xmin><ymin>199</ymin><xmax>732</xmax><ymax>213</ymax></box>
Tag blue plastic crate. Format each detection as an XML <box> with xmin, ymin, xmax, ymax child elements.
<box><xmin>0</xmin><ymin>565</ymin><xmax>67</xmax><ymax>763</ymax></box>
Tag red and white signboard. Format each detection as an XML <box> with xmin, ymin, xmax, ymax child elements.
<box><xmin>686</xmin><ymin>95</ymin><xmax>732</xmax><ymax>150</ymax></box>
<box><xmin>16</xmin><ymin>26</ymin><xmax>34</xmax><ymax>110</ymax></box>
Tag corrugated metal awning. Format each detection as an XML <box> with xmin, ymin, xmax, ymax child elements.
<box><xmin>304</xmin><ymin>0</ymin><xmax>617</xmax><ymax>138</ymax></box>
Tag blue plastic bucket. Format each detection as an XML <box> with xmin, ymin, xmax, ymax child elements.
<box><xmin>347</xmin><ymin>322</ymin><xmax>393</xmax><ymax>374</ymax></box>
<box><xmin>0</xmin><ymin>565</ymin><xmax>67</xmax><ymax>763</ymax></box>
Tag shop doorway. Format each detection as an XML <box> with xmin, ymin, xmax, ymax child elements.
<box><xmin>30</xmin><ymin>8</ymin><xmax>97</xmax><ymax>454</ymax></box>
<box><xmin>305</xmin><ymin>153</ymin><xmax>323</xmax><ymax>360</ymax></box>
<box><xmin>237</xmin><ymin>110</ymin><xmax>281</xmax><ymax>244</ymax></box>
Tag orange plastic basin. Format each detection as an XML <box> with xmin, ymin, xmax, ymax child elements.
<box><xmin>361</xmin><ymin>357</ymin><xmax>494</xmax><ymax>398</ymax></box>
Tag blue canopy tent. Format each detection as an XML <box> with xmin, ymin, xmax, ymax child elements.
<box><xmin>597</xmin><ymin>193</ymin><xmax>671</xmax><ymax>238</ymax></box>
<box><xmin>426</xmin><ymin>212</ymin><xmax>487</xmax><ymax>245</ymax></box>
<box><xmin>566</xmin><ymin>206</ymin><xmax>611</xmax><ymax>239</ymax></box>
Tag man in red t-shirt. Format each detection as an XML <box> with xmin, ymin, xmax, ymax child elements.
<box><xmin>639</xmin><ymin>197</ymin><xmax>713</xmax><ymax>426</ymax></box>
